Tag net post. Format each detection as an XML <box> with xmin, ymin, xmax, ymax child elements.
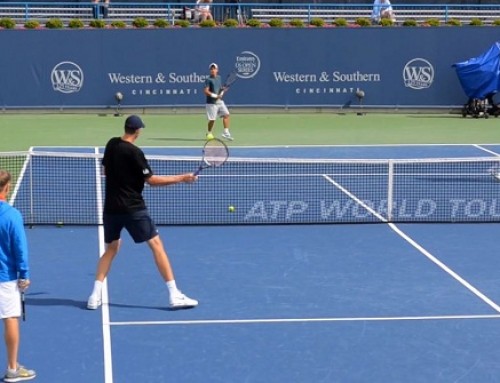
<box><xmin>28</xmin><ymin>151</ymin><xmax>34</xmax><ymax>225</ymax></box>
<box><xmin>94</xmin><ymin>147</ymin><xmax>104</xmax><ymax>226</ymax></box>
<box><xmin>387</xmin><ymin>160</ymin><xmax>394</xmax><ymax>221</ymax></box>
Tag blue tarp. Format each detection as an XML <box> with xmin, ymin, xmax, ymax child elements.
<box><xmin>453</xmin><ymin>42</ymin><xmax>500</xmax><ymax>99</ymax></box>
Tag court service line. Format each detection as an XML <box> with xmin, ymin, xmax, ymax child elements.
<box><xmin>94</xmin><ymin>148</ymin><xmax>114</xmax><ymax>383</ymax></box>
<box><xmin>8</xmin><ymin>151</ymin><xmax>31</xmax><ymax>207</ymax></box>
<box><xmin>110</xmin><ymin>314</ymin><xmax>500</xmax><ymax>327</ymax></box>
<box><xmin>474</xmin><ymin>144</ymin><xmax>500</xmax><ymax>157</ymax></box>
<box><xmin>322</xmin><ymin>175</ymin><xmax>388</xmax><ymax>222</ymax></box>
<box><xmin>323</xmin><ymin>175</ymin><xmax>500</xmax><ymax>313</ymax></box>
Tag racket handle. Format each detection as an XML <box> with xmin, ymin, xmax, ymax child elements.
<box><xmin>21</xmin><ymin>292</ymin><xmax>25</xmax><ymax>321</ymax></box>
<box><xmin>194</xmin><ymin>168</ymin><xmax>201</xmax><ymax>176</ymax></box>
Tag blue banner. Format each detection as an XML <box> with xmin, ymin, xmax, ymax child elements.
<box><xmin>0</xmin><ymin>28</ymin><xmax>499</xmax><ymax>109</ymax></box>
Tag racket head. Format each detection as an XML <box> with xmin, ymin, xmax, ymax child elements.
<box><xmin>223</xmin><ymin>70</ymin><xmax>238</xmax><ymax>88</ymax></box>
<box><xmin>202</xmin><ymin>138</ymin><xmax>229</xmax><ymax>167</ymax></box>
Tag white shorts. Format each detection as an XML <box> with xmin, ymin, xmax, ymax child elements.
<box><xmin>206</xmin><ymin>100</ymin><xmax>229</xmax><ymax>121</ymax></box>
<box><xmin>0</xmin><ymin>281</ymin><xmax>21</xmax><ymax>319</ymax></box>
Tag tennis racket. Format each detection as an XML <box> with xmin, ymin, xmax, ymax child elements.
<box><xmin>21</xmin><ymin>291</ymin><xmax>25</xmax><ymax>321</ymax></box>
<box><xmin>194</xmin><ymin>138</ymin><xmax>229</xmax><ymax>176</ymax></box>
<box><xmin>219</xmin><ymin>70</ymin><xmax>238</xmax><ymax>97</ymax></box>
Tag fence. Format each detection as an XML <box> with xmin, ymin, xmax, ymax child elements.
<box><xmin>0</xmin><ymin>2</ymin><xmax>499</xmax><ymax>25</ymax></box>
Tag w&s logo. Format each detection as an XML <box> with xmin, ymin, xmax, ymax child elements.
<box><xmin>403</xmin><ymin>58</ymin><xmax>434</xmax><ymax>90</ymax></box>
<box><xmin>51</xmin><ymin>61</ymin><xmax>84</xmax><ymax>94</ymax></box>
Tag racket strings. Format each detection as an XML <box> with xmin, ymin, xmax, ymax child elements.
<box><xmin>203</xmin><ymin>141</ymin><xmax>229</xmax><ymax>166</ymax></box>
<box><xmin>225</xmin><ymin>71</ymin><xmax>238</xmax><ymax>87</ymax></box>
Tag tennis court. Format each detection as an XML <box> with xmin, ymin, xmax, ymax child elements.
<box><xmin>2</xmin><ymin>113</ymin><xmax>500</xmax><ymax>382</ymax></box>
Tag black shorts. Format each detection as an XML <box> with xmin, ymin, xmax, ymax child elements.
<box><xmin>103</xmin><ymin>210</ymin><xmax>158</xmax><ymax>244</ymax></box>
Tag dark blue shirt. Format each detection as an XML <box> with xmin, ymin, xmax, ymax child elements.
<box><xmin>205</xmin><ymin>75</ymin><xmax>222</xmax><ymax>104</ymax></box>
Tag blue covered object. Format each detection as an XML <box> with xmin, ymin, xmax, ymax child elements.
<box><xmin>453</xmin><ymin>42</ymin><xmax>500</xmax><ymax>99</ymax></box>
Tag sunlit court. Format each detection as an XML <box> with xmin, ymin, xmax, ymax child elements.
<box><xmin>1</xmin><ymin>126</ymin><xmax>500</xmax><ymax>381</ymax></box>
<box><xmin>1</xmin><ymin>0</ymin><xmax>500</xmax><ymax>378</ymax></box>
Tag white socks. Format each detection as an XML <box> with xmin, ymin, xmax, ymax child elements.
<box><xmin>166</xmin><ymin>280</ymin><xmax>179</xmax><ymax>297</ymax></box>
<box><xmin>92</xmin><ymin>280</ymin><xmax>180</xmax><ymax>299</ymax></box>
<box><xmin>91</xmin><ymin>280</ymin><xmax>103</xmax><ymax>297</ymax></box>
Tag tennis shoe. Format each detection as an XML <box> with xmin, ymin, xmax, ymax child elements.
<box><xmin>87</xmin><ymin>294</ymin><xmax>102</xmax><ymax>310</ymax></box>
<box><xmin>169</xmin><ymin>292</ymin><xmax>198</xmax><ymax>310</ymax></box>
<box><xmin>3</xmin><ymin>364</ymin><xmax>36</xmax><ymax>382</ymax></box>
<box><xmin>221</xmin><ymin>132</ymin><xmax>234</xmax><ymax>141</ymax></box>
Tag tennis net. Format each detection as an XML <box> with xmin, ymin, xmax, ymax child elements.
<box><xmin>2</xmin><ymin>151</ymin><xmax>500</xmax><ymax>225</ymax></box>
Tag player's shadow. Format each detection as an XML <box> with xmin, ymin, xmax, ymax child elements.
<box><xmin>148</xmin><ymin>137</ymin><xmax>204</xmax><ymax>142</ymax></box>
<box><xmin>26</xmin><ymin>294</ymin><xmax>88</xmax><ymax>310</ymax></box>
<box><xmin>109</xmin><ymin>302</ymin><xmax>196</xmax><ymax>311</ymax></box>
<box><xmin>25</xmin><ymin>293</ymin><xmax>195</xmax><ymax>311</ymax></box>
<box><xmin>407</xmin><ymin>115</ymin><xmax>461</xmax><ymax>119</ymax></box>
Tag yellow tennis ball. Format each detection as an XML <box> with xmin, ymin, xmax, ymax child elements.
<box><xmin>206</xmin><ymin>133</ymin><xmax>214</xmax><ymax>141</ymax></box>
<box><xmin>228</xmin><ymin>206</ymin><xmax>235</xmax><ymax>213</ymax></box>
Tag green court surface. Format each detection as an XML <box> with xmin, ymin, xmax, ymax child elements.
<box><xmin>1</xmin><ymin>112</ymin><xmax>499</xmax><ymax>151</ymax></box>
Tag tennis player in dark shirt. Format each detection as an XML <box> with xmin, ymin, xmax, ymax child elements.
<box><xmin>87</xmin><ymin>115</ymin><xmax>198</xmax><ymax>310</ymax></box>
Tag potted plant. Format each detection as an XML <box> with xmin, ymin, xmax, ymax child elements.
<box><xmin>245</xmin><ymin>18</ymin><xmax>261</xmax><ymax>28</ymax></box>
<box><xmin>333</xmin><ymin>18</ymin><xmax>347</xmax><ymax>27</ymax></box>
<box><xmin>268</xmin><ymin>18</ymin><xmax>284</xmax><ymax>28</ymax></box>
<box><xmin>355</xmin><ymin>17</ymin><xmax>371</xmax><ymax>26</ymax></box>
<box><xmin>132</xmin><ymin>17</ymin><xmax>149</xmax><ymax>28</ymax></box>
<box><xmin>24</xmin><ymin>20</ymin><xmax>40</xmax><ymax>29</ymax></box>
<box><xmin>0</xmin><ymin>18</ymin><xmax>16</xmax><ymax>29</ymax></box>
<box><xmin>89</xmin><ymin>19</ymin><xmax>106</xmax><ymax>28</ymax></box>
<box><xmin>153</xmin><ymin>19</ymin><xmax>170</xmax><ymax>28</ymax></box>
<box><xmin>68</xmin><ymin>19</ymin><xmax>84</xmax><ymax>29</ymax></box>
<box><xmin>289</xmin><ymin>18</ymin><xmax>304</xmax><ymax>27</ymax></box>
<box><xmin>310</xmin><ymin>18</ymin><xmax>325</xmax><ymax>27</ymax></box>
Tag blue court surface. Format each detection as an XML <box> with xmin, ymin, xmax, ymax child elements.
<box><xmin>9</xmin><ymin>144</ymin><xmax>500</xmax><ymax>383</ymax></box>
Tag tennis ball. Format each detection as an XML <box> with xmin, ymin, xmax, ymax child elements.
<box><xmin>206</xmin><ymin>133</ymin><xmax>214</xmax><ymax>141</ymax></box>
<box><xmin>228</xmin><ymin>206</ymin><xmax>235</xmax><ymax>213</ymax></box>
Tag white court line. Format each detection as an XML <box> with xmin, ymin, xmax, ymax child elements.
<box><xmin>474</xmin><ymin>144</ymin><xmax>500</xmax><ymax>157</ymax></box>
<box><xmin>110</xmin><ymin>314</ymin><xmax>500</xmax><ymax>327</ymax></box>
<box><xmin>32</xmin><ymin>143</ymin><xmax>500</xmax><ymax>150</ymax></box>
<box><xmin>94</xmin><ymin>148</ymin><xmax>114</xmax><ymax>383</ymax></box>
<box><xmin>8</xmin><ymin>151</ymin><xmax>31</xmax><ymax>207</ymax></box>
<box><xmin>323</xmin><ymin>175</ymin><xmax>387</xmax><ymax>223</ymax></box>
<box><xmin>323</xmin><ymin>174</ymin><xmax>500</xmax><ymax>313</ymax></box>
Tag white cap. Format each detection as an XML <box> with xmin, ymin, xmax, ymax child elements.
<box><xmin>209</xmin><ymin>63</ymin><xmax>218</xmax><ymax>69</ymax></box>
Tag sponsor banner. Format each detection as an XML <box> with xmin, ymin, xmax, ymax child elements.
<box><xmin>0</xmin><ymin>28</ymin><xmax>498</xmax><ymax>108</ymax></box>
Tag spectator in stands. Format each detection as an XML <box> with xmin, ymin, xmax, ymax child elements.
<box><xmin>371</xmin><ymin>0</ymin><xmax>395</xmax><ymax>24</ymax></box>
<box><xmin>195</xmin><ymin>0</ymin><xmax>213</xmax><ymax>22</ymax></box>
<box><xmin>224</xmin><ymin>0</ymin><xmax>238</xmax><ymax>21</ymax></box>
<box><xmin>92</xmin><ymin>0</ymin><xmax>109</xmax><ymax>19</ymax></box>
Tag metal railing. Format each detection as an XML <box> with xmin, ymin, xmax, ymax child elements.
<box><xmin>0</xmin><ymin>2</ymin><xmax>499</xmax><ymax>24</ymax></box>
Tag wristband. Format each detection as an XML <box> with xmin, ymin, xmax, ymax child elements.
<box><xmin>210</xmin><ymin>93</ymin><xmax>218</xmax><ymax>98</ymax></box>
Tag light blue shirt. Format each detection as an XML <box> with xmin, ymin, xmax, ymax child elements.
<box><xmin>371</xmin><ymin>0</ymin><xmax>393</xmax><ymax>23</ymax></box>
<box><xmin>0</xmin><ymin>202</ymin><xmax>29</xmax><ymax>282</ymax></box>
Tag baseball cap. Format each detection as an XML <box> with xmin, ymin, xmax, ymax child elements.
<box><xmin>124</xmin><ymin>115</ymin><xmax>145</xmax><ymax>130</ymax></box>
<box><xmin>209</xmin><ymin>63</ymin><xmax>218</xmax><ymax>70</ymax></box>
